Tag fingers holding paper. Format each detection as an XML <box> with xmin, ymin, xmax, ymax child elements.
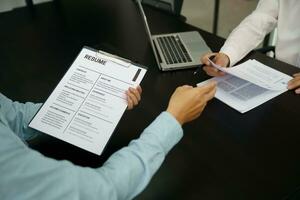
<box><xmin>201</xmin><ymin>52</ymin><xmax>230</xmax><ymax>77</ymax></box>
<box><xmin>166</xmin><ymin>81</ymin><xmax>217</xmax><ymax>125</ymax></box>
<box><xmin>126</xmin><ymin>85</ymin><xmax>142</xmax><ymax>110</ymax></box>
<box><xmin>288</xmin><ymin>73</ymin><xmax>300</xmax><ymax>94</ymax></box>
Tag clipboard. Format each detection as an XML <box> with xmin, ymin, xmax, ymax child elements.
<box><xmin>29</xmin><ymin>46</ymin><xmax>148</xmax><ymax>155</ymax></box>
<box><xmin>85</xmin><ymin>46</ymin><xmax>148</xmax><ymax>70</ymax></box>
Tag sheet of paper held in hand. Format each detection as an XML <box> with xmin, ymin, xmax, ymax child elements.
<box><xmin>197</xmin><ymin>58</ymin><xmax>292</xmax><ymax>113</ymax></box>
<box><xmin>29</xmin><ymin>47</ymin><xmax>147</xmax><ymax>155</ymax></box>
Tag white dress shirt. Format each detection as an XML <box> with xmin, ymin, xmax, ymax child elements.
<box><xmin>220</xmin><ymin>0</ymin><xmax>300</xmax><ymax>68</ymax></box>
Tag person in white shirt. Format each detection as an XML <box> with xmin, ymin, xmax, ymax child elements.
<box><xmin>200</xmin><ymin>0</ymin><xmax>300</xmax><ymax>94</ymax></box>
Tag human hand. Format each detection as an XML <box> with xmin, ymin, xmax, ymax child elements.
<box><xmin>201</xmin><ymin>52</ymin><xmax>230</xmax><ymax>77</ymax></box>
<box><xmin>166</xmin><ymin>81</ymin><xmax>217</xmax><ymax>125</ymax></box>
<box><xmin>288</xmin><ymin>73</ymin><xmax>300</xmax><ymax>94</ymax></box>
<box><xmin>126</xmin><ymin>85</ymin><xmax>142</xmax><ymax>110</ymax></box>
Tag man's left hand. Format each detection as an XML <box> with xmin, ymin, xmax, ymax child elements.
<box><xmin>126</xmin><ymin>85</ymin><xmax>142</xmax><ymax>110</ymax></box>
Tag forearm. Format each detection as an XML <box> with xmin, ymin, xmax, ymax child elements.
<box><xmin>16</xmin><ymin>101</ymin><xmax>43</xmax><ymax>142</ymax></box>
<box><xmin>95</xmin><ymin>112</ymin><xmax>183</xmax><ymax>199</ymax></box>
<box><xmin>1</xmin><ymin>112</ymin><xmax>182</xmax><ymax>200</ymax></box>
<box><xmin>0</xmin><ymin>93</ymin><xmax>42</xmax><ymax>142</ymax></box>
<box><xmin>221</xmin><ymin>0</ymin><xmax>278</xmax><ymax>66</ymax></box>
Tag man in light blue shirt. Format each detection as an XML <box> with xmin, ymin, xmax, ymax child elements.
<box><xmin>0</xmin><ymin>82</ymin><xmax>216</xmax><ymax>200</ymax></box>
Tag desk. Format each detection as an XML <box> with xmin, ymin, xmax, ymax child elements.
<box><xmin>1</xmin><ymin>0</ymin><xmax>300</xmax><ymax>199</ymax></box>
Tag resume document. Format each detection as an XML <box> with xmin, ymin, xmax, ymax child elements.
<box><xmin>29</xmin><ymin>47</ymin><xmax>147</xmax><ymax>155</ymax></box>
<box><xmin>197</xmin><ymin>59</ymin><xmax>292</xmax><ymax>113</ymax></box>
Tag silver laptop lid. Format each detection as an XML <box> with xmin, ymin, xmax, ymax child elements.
<box><xmin>136</xmin><ymin>0</ymin><xmax>161</xmax><ymax>69</ymax></box>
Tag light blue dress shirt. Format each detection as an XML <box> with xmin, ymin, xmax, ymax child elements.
<box><xmin>0</xmin><ymin>93</ymin><xmax>183</xmax><ymax>200</ymax></box>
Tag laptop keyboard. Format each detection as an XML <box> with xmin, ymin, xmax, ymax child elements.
<box><xmin>157</xmin><ymin>35</ymin><xmax>193</xmax><ymax>65</ymax></box>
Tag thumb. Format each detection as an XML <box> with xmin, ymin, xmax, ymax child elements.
<box><xmin>202</xmin><ymin>52</ymin><xmax>217</xmax><ymax>65</ymax></box>
<box><xmin>196</xmin><ymin>81</ymin><xmax>217</xmax><ymax>94</ymax></box>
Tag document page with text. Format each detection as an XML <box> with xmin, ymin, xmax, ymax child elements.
<box><xmin>198</xmin><ymin>59</ymin><xmax>292</xmax><ymax>113</ymax></box>
<box><xmin>29</xmin><ymin>47</ymin><xmax>147</xmax><ymax>155</ymax></box>
<box><xmin>207</xmin><ymin>59</ymin><xmax>291</xmax><ymax>90</ymax></box>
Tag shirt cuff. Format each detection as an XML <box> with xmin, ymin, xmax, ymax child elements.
<box><xmin>142</xmin><ymin>111</ymin><xmax>183</xmax><ymax>155</ymax></box>
<box><xmin>220</xmin><ymin>45</ymin><xmax>240</xmax><ymax>67</ymax></box>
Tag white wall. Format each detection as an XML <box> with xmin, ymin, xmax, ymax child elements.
<box><xmin>0</xmin><ymin>0</ymin><xmax>51</xmax><ymax>12</ymax></box>
<box><xmin>182</xmin><ymin>0</ymin><xmax>258</xmax><ymax>38</ymax></box>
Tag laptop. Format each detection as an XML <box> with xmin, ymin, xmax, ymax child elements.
<box><xmin>136</xmin><ymin>0</ymin><xmax>211</xmax><ymax>71</ymax></box>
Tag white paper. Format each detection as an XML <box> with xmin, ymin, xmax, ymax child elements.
<box><xmin>198</xmin><ymin>59</ymin><xmax>292</xmax><ymax>113</ymax></box>
<box><xmin>29</xmin><ymin>47</ymin><xmax>147</xmax><ymax>155</ymax></box>
<box><xmin>207</xmin><ymin>59</ymin><xmax>291</xmax><ymax>90</ymax></box>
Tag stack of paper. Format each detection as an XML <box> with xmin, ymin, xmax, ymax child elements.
<box><xmin>197</xmin><ymin>59</ymin><xmax>292</xmax><ymax>113</ymax></box>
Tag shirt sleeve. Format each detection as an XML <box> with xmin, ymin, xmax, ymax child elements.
<box><xmin>0</xmin><ymin>93</ymin><xmax>42</xmax><ymax>142</ymax></box>
<box><xmin>220</xmin><ymin>0</ymin><xmax>279</xmax><ymax>67</ymax></box>
<box><xmin>0</xmin><ymin>111</ymin><xmax>183</xmax><ymax>200</ymax></box>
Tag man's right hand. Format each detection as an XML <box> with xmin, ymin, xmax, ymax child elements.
<box><xmin>201</xmin><ymin>52</ymin><xmax>230</xmax><ymax>77</ymax></box>
<box><xmin>166</xmin><ymin>81</ymin><xmax>217</xmax><ymax>125</ymax></box>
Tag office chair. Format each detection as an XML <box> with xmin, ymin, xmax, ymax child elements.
<box><xmin>142</xmin><ymin>0</ymin><xmax>186</xmax><ymax>21</ymax></box>
<box><xmin>256</xmin><ymin>28</ymin><xmax>277</xmax><ymax>58</ymax></box>
<box><xmin>25</xmin><ymin>0</ymin><xmax>60</xmax><ymax>11</ymax></box>
<box><xmin>25</xmin><ymin>0</ymin><xmax>34</xmax><ymax>8</ymax></box>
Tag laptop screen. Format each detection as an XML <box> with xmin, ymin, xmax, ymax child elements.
<box><xmin>136</xmin><ymin>0</ymin><xmax>161</xmax><ymax>67</ymax></box>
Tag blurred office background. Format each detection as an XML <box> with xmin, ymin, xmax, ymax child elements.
<box><xmin>0</xmin><ymin>0</ymin><xmax>258</xmax><ymax>38</ymax></box>
<box><xmin>182</xmin><ymin>0</ymin><xmax>258</xmax><ymax>38</ymax></box>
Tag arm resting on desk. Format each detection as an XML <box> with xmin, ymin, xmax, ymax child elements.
<box><xmin>0</xmin><ymin>110</ymin><xmax>183</xmax><ymax>200</ymax></box>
